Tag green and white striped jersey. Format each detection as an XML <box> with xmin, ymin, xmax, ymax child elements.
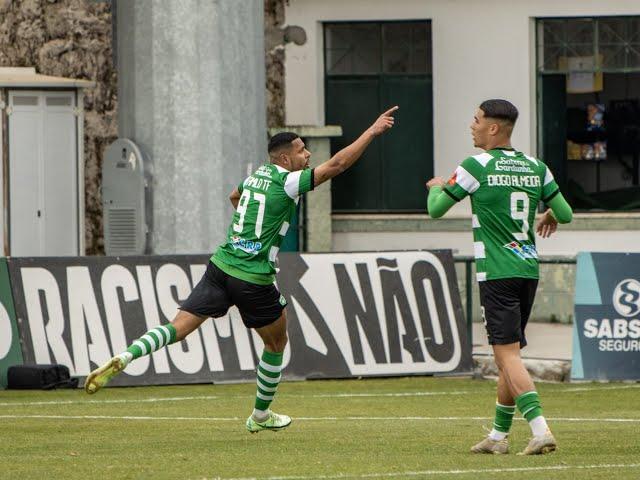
<box><xmin>212</xmin><ymin>164</ymin><xmax>314</xmax><ymax>285</ymax></box>
<box><xmin>443</xmin><ymin>148</ymin><xmax>560</xmax><ymax>281</ymax></box>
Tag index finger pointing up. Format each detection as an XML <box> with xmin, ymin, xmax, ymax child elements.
<box><xmin>383</xmin><ymin>105</ymin><xmax>399</xmax><ymax>116</ymax></box>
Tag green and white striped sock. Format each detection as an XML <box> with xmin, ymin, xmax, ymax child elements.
<box><xmin>253</xmin><ymin>350</ymin><xmax>283</xmax><ymax>420</ymax></box>
<box><xmin>119</xmin><ymin>324</ymin><xmax>178</xmax><ymax>364</ymax></box>
<box><xmin>516</xmin><ymin>390</ymin><xmax>549</xmax><ymax>437</ymax></box>
<box><xmin>489</xmin><ymin>402</ymin><xmax>516</xmax><ymax>440</ymax></box>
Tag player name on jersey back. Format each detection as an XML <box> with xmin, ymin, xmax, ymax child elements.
<box><xmin>488</xmin><ymin>174</ymin><xmax>541</xmax><ymax>187</ymax></box>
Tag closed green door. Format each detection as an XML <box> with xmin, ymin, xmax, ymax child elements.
<box><xmin>381</xmin><ymin>76</ymin><xmax>433</xmax><ymax>210</ymax></box>
<box><xmin>325</xmin><ymin>21</ymin><xmax>433</xmax><ymax>212</ymax></box>
<box><xmin>539</xmin><ymin>74</ymin><xmax>568</xmax><ymax>190</ymax></box>
<box><xmin>326</xmin><ymin>78</ymin><xmax>382</xmax><ymax>211</ymax></box>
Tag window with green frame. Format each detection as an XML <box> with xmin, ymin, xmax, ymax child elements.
<box><xmin>324</xmin><ymin>22</ymin><xmax>433</xmax><ymax>212</ymax></box>
<box><xmin>537</xmin><ymin>17</ymin><xmax>640</xmax><ymax>211</ymax></box>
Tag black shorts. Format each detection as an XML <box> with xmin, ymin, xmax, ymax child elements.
<box><xmin>479</xmin><ymin>278</ymin><xmax>538</xmax><ymax>348</ymax></box>
<box><xmin>179</xmin><ymin>262</ymin><xmax>287</xmax><ymax>329</ymax></box>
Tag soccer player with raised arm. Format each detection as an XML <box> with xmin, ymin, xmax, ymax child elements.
<box><xmin>84</xmin><ymin>106</ymin><xmax>398</xmax><ymax>433</ymax></box>
<box><xmin>426</xmin><ymin>99</ymin><xmax>573</xmax><ymax>455</ymax></box>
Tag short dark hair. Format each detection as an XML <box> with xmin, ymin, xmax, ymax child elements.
<box><xmin>479</xmin><ymin>99</ymin><xmax>519</xmax><ymax>125</ymax></box>
<box><xmin>268</xmin><ymin>132</ymin><xmax>299</xmax><ymax>153</ymax></box>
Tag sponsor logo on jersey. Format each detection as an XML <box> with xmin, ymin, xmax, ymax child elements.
<box><xmin>494</xmin><ymin>159</ymin><xmax>534</xmax><ymax>174</ymax></box>
<box><xmin>613</xmin><ymin>278</ymin><xmax>640</xmax><ymax>318</ymax></box>
<box><xmin>503</xmin><ymin>241</ymin><xmax>538</xmax><ymax>260</ymax></box>
<box><xmin>230</xmin><ymin>236</ymin><xmax>263</xmax><ymax>255</ymax></box>
<box><xmin>254</xmin><ymin>165</ymin><xmax>273</xmax><ymax>178</ymax></box>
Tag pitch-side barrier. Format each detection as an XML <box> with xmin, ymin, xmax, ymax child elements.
<box><xmin>0</xmin><ymin>251</ymin><xmax>472</xmax><ymax>388</ymax></box>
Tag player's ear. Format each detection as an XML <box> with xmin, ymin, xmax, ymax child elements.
<box><xmin>488</xmin><ymin>122</ymin><xmax>500</xmax><ymax>136</ymax></box>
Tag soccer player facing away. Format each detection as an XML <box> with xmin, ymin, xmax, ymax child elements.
<box><xmin>426</xmin><ymin>99</ymin><xmax>573</xmax><ymax>455</ymax></box>
<box><xmin>85</xmin><ymin>106</ymin><xmax>398</xmax><ymax>433</ymax></box>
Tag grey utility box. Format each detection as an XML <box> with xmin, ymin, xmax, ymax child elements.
<box><xmin>102</xmin><ymin>138</ymin><xmax>150</xmax><ymax>255</ymax></box>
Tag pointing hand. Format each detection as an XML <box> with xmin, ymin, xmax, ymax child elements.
<box><xmin>369</xmin><ymin>106</ymin><xmax>399</xmax><ymax>136</ymax></box>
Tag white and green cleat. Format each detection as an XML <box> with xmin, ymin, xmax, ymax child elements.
<box><xmin>246</xmin><ymin>411</ymin><xmax>292</xmax><ymax>433</ymax></box>
<box><xmin>518</xmin><ymin>429</ymin><xmax>557</xmax><ymax>455</ymax></box>
<box><xmin>470</xmin><ymin>436</ymin><xmax>509</xmax><ymax>454</ymax></box>
<box><xmin>84</xmin><ymin>355</ymin><xmax>128</xmax><ymax>394</ymax></box>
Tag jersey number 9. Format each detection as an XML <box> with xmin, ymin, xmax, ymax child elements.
<box><xmin>510</xmin><ymin>192</ymin><xmax>530</xmax><ymax>241</ymax></box>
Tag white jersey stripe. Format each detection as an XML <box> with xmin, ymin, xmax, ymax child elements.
<box><xmin>279</xmin><ymin>221</ymin><xmax>290</xmax><ymax>236</ymax></box>
<box><xmin>471</xmin><ymin>152</ymin><xmax>492</xmax><ymax>167</ymax></box>
<box><xmin>284</xmin><ymin>170</ymin><xmax>303</xmax><ymax>199</ymax></box>
<box><xmin>268</xmin><ymin>246</ymin><xmax>279</xmax><ymax>262</ymax></box>
<box><xmin>472</xmin><ymin>215</ymin><xmax>480</xmax><ymax>228</ymax></box>
<box><xmin>524</xmin><ymin>154</ymin><xmax>539</xmax><ymax>166</ymax></box>
<box><xmin>544</xmin><ymin>167</ymin><xmax>555</xmax><ymax>186</ymax></box>
<box><xmin>473</xmin><ymin>241</ymin><xmax>486</xmax><ymax>259</ymax></box>
<box><xmin>476</xmin><ymin>272</ymin><xmax>487</xmax><ymax>282</ymax></box>
<box><xmin>455</xmin><ymin>166</ymin><xmax>480</xmax><ymax>193</ymax></box>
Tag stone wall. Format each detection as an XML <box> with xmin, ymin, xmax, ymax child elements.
<box><xmin>0</xmin><ymin>0</ymin><xmax>116</xmax><ymax>254</ymax></box>
<box><xmin>264</xmin><ymin>0</ymin><xmax>286</xmax><ymax>127</ymax></box>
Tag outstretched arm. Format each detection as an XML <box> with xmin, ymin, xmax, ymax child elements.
<box><xmin>313</xmin><ymin>106</ymin><xmax>398</xmax><ymax>187</ymax></box>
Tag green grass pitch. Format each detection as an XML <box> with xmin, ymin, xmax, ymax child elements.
<box><xmin>1</xmin><ymin>377</ymin><xmax>639</xmax><ymax>479</ymax></box>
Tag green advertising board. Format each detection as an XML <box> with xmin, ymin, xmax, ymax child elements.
<box><xmin>0</xmin><ymin>258</ymin><xmax>23</xmax><ymax>388</ymax></box>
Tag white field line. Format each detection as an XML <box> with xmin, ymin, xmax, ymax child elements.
<box><xmin>1</xmin><ymin>414</ymin><xmax>639</xmax><ymax>423</ymax></box>
<box><xmin>0</xmin><ymin>395</ymin><xmax>220</xmax><ymax>407</ymax></box>
<box><xmin>562</xmin><ymin>384</ymin><xmax>640</xmax><ymax>392</ymax></box>
<box><xmin>293</xmin><ymin>391</ymin><xmax>471</xmax><ymax>398</ymax></box>
<box><xmin>0</xmin><ymin>383</ymin><xmax>637</xmax><ymax>407</ymax></box>
<box><xmin>217</xmin><ymin>463</ymin><xmax>640</xmax><ymax>480</ymax></box>
<box><xmin>0</xmin><ymin>391</ymin><xmax>470</xmax><ymax>407</ymax></box>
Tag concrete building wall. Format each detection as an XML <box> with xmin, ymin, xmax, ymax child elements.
<box><xmin>117</xmin><ymin>0</ymin><xmax>267</xmax><ymax>254</ymax></box>
<box><xmin>285</xmin><ymin>0</ymin><xmax>640</xmax><ymax>166</ymax></box>
<box><xmin>284</xmin><ymin>0</ymin><xmax>640</xmax><ymax>255</ymax></box>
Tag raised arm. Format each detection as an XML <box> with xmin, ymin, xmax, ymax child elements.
<box><xmin>313</xmin><ymin>106</ymin><xmax>398</xmax><ymax>187</ymax></box>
